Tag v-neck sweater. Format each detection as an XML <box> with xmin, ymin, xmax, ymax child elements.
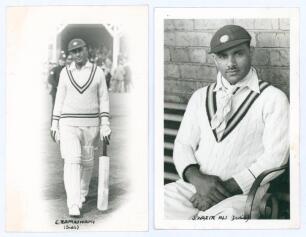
<box><xmin>173</xmin><ymin>79</ymin><xmax>289</xmax><ymax>194</ymax></box>
<box><xmin>52</xmin><ymin>62</ymin><xmax>109</xmax><ymax>127</ymax></box>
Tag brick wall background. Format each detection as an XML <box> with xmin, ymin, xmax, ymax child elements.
<box><xmin>164</xmin><ymin>19</ymin><xmax>290</xmax><ymax>104</ymax></box>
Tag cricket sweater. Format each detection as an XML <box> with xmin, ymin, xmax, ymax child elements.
<box><xmin>173</xmin><ymin>68</ymin><xmax>289</xmax><ymax>194</ymax></box>
<box><xmin>52</xmin><ymin>61</ymin><xmax>110</xmax><ymax>127</ymax></box>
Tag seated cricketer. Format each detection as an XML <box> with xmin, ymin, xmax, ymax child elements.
<box><xmin>164</xmin><ymin>25</ymin><xmax>289</xmax><ymax>219</ymax></box>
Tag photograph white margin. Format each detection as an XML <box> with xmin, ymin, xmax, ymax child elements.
<box><xmin>154</xmin><ymin>7</ymin><xmax>300</xmax><ymax>229</ymax></box>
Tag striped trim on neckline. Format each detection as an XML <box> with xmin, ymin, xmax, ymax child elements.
<box><xmin>66</xmin><ymin>64</ymin><xmax>97</xmax><ymax>94</ymax></box>
<box><xmin>206</xmin><ymin>80</ymin><xmax>270</xmax><ymax>143</ymax></box>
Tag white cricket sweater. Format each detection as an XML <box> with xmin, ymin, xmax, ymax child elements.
<box><xmin>173</xmin><ymin>70</ymin><xmax>289</xmax><ymax>194</ymax></box>
<box><xmin>52</xmin><ymin>61</ymin><xmax>109</xmax><ymax>127</ymax></box>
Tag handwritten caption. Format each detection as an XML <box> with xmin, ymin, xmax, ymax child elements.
<box><xmin>192</xmin><ymin>215</ymin><xmax>249</xmax><ymax>222</ymax></box>
<box><xmin>55</xmin><ymin>219</ymin><xmax>95</xmax><ymax>230</ymax></box>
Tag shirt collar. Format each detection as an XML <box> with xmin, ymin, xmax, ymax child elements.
<box><xmin>214</xmin><ymin>67</ymin><xmax>260</xmax><ymax>94</ymax></box>
<box><xmin>68</xmin><ymin>60</ymin><xmax>92</xmax><ymax>71</ymax></box>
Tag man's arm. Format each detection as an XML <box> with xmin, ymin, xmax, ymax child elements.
<box><xmin>98</xmin><ymin>68</ymin><xmax>111</xmax><ymax>143</ymax></box>
<box><xmin>50</xmin><ymin>69</ymin><xmax>67</xmax><ymax>142</ymax></box>
<box><xmin>232</xmin><ymin>88</ymin><xmax>289</xmax><ymax>194</ymax></box>
<box><xmin>172</xmin><ymin>90</ymin><xmax>202</xmax><ymax>178</ymax></box>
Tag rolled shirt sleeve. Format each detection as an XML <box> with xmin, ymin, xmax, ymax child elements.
<box><xmin>173</xmin><ymin>90</ymin><xmax>202</xmax><ymax>179</ymax></box>
<box><xmin>232</xmin><ymin>88</ymin><xmax>290</xmax><ymax>194</ymax></box>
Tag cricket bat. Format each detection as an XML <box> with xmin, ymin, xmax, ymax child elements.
<box><xmin>97</xmin><ymin>140</ymin><xmax>109</xmax><ymax>211</ymax></box>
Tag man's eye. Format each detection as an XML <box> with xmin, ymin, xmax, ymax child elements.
<box><xmin>218</xmin><ymin>55</ymin><xmax>226</xmax><ymax>59</ymax></box>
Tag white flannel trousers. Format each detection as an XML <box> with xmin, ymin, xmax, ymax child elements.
<box><xmin>59</xmin><ymin>125</ymin><xmax>99</xmax><ymax>209</ymax></box>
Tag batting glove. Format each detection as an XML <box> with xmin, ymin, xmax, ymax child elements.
<box><xmin>50</xmin><ymin>121</ymin><xmax>60</xmax><ymax>144</ymax></box>
<box><xmin>100</xmin><ymin>125</ymin><xmax>111</xmax><ymax>145</ymax></box>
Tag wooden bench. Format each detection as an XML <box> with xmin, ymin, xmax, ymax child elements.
<box><xmin>164</xmin><ymin>102</ymin><xmax>186</xmax><ymax>184</ymax></box>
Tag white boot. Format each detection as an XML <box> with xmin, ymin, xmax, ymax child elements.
<box><xmin>69</xmin><ymin>204</ymin><xmax>80</xmax><ymax>217</ymax></box>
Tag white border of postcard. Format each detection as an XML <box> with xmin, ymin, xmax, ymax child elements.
<box><xmin>155</xmin><ymin>7</ymin><xmax>299</xmax><ymax>229</ymax></box>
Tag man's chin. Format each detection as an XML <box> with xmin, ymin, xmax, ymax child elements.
<box><xmin>225</xmin><ymin>76</ymin><xmax>243</xmax><ymax>85</ymax></box>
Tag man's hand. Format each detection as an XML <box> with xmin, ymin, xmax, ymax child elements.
<box><xmin>100</xmin><ymin>125</ymin><xmax>111</xmax><ymax>145</ymax></box>
<box><xmin>50</xmin><ymin>122</ymin><xmax>60</xmax><ymax>144</ymax></box>
<box><xmin>185</xmin><ymin>166</ymin><xmax>231</xmax><ymax>208</ymax></box>
<box><xmin>190</xmin><ymin>193</ymin><xmax>214</xmax><ymax>211</ymax></box>
<box><xmin>223</xmin><ymin>178</ymin><xmax>243</xmax><ymax>195</ymax></box>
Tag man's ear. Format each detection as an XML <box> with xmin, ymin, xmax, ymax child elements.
<box><xmin>249</xmin><ymin>46</ymin><xmax>255</xmax><ymax>56</ymax></box>
<box><xmin>212</xmin><ymin>53</ymin><xmax>218</xmax><ymax>66</ymax></box>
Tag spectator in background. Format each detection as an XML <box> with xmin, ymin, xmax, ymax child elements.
<box><xmin>48</xmin><ymin>52</ymin><xmax>66</xmax><ymax>107</ymax></box>
<box><xmin>123</xmin><ymin>57</ymin><xmax>132</xmax><ymax>92</ymax></box>
<box><xmin>112</xmin><ymin>57</ymin><xmax>125</xmax><ymax>93</ymax></box>
<box><xmin>101</xmin><ymin>57</ymin><xmax>113</xmax><ymax>90</ymax></box>
<box><xmin>66</xmin><ymin>54</ymin><xmax>73</xmax><ymax>66</ymax></box>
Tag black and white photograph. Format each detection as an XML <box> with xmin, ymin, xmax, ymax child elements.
<box><xmin>6</xmin><ymin>6</ymin><xmax>148</xmax><ymax>231</ymax></box>
<box><xmin>155</xmin><ymin>8</ymin><xmax>299</xmax><ymax>229</ymax></box>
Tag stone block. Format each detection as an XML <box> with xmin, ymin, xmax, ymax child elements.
<box><xmin>252</xmin><ymin>48</ymin><xmax>270</xmax><ymax>66</ymax></box>
<box><xmin>164</xmin><ymin>63</ymin><xmax>180</xmax><ymax>78</ymax></box>
<box><xmin>175</xmin><ymin>32</ymin><xmax>212</xmax><ymax>47</ymax></box>
<box><xmin>194</xmin><ymin>19</ymin><xmax>233</xmax><ymax>30</ymax></box>
<box><xmin>164</xmin><ymin>94</ymin><xmax>183</xmax><ymax>103</ymax></box>
<box><xmin>276</xmin><ymin>32</ymin><xmax>290</xmax><ymax>47</ymax></box>
<box><xmin>164</xmin><ymin>19</ymin><xmax>175</xmax><ymax>31</ymax></box>
<box><xmin>234</xmin><ymin>19</ymin><xmax>255</xmax><ymax>29</ymax></box>
<box><xmin>173</xmin><ymin>19</ymin><xmax>194</xmax><ymax>31</ymax></box>
<box><xmin>164</xmin><ymin>79</ymin><xmax>198</xmax><ymax>94</ymax></box>
<box><xmin>254</xmin><ymin>19</ymin><xmax>279</xmax><ymax>30</ymax></box>
<box><xmin>164</xmin><ymin>47</ymin><xmax>171</xmax><ymax>62</ymax></box>
<box><xmin>270</xmin><ymin>48</ymin><xmax>289</xmax><ymax>66</ymax></box>
<box><xmin>172</xmin><ymin>48</ymin><xmax>189</xmax><ymax>63</ymax></box>
<box><xmin>257</xmin><ymin>32</ymin><xmax>290</xmax><ymax>48</ymax></box>
<box><xmin>164</xmin><ymin>32</ymin><xmax>175</xmax><ymax>46</ymax></box>
<box><xmin>257</xmin><ymin>67</ymin><xmax>290</xmax><ymax>97</ymax></box>
<box><xmin>279</xmin><ymin>18</ymin><xmax>290</xmax><ymax>30</ymax></box>
<box><xmin>188</xmin><ymin>48</ymin><xmax>206</xmax><ymax>64</ymax></box>
<box><xmin>179</xmin><ymin>64</ymin><xmax>198</xmax><ymax>79</ymax></box>
<box><xmin>196</xmin><ymin>66</ymin><xmax>217</xmax><ymax>82</ymax></box>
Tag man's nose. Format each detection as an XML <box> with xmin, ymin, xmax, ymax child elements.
<box><xmin>227</xmin><ymin>55</ymin><xmax>237</xmax><ymax>68</ymax></box>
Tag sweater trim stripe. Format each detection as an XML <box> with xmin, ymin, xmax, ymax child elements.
<box><xmin>100</xmin><ymin>112</ymin><xmax>110</xmax><ymax>118</ymax></box>
<box><xmin>66</xmin><ymin>64</ymin><xmax>97</xmax><ymax>94</ymax></box>
<box><xmin>206</xmin><ymin>83</ymin><xmax>218</xmax><ymax>141</ymax></box>
<box><xmin>60</xmin><ymin>113</ymin><xmax>100</xmax><ymax>118</ymax></box>
<box><xmin>221</xmin><ymin>81</ymin><xmax>270</xmax><ymax>141</ymax></box>
<box><xmin>206</xmin><ymin>80</ymin><xmax>270</xmax><ymax>143</ymax></box>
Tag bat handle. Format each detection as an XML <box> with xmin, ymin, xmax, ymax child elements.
<box><xmin>102</xmin><ymin>140</ymin><xmax>107</xmax><ymax>156</ymax></box>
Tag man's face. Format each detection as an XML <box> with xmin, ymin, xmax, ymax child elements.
<box><xmin>213</xmin><ymin>43</ymin><xmax>252</xmax><ymax>85</ymax></box>
<box><xmin>58</xmin><ymin>59</ymin><xmax>65</xmax><ymax>66</ymax></box>
<box><xmin>70</xmin><ymin>46</ymin><xmax>88</xmax><ymax>66</ymax></box>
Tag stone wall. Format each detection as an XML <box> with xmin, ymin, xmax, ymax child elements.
<box><xmin>164</xmin><ymin>19</ymin><xmax>290</xmax><ymax>103</ymax></box>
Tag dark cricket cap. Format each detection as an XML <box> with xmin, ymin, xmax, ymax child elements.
<box><xmin>67</xmin><ymin>38</ymin><xmax>86</xmax><ymax>52</ymax></box>
<box><xmin>209</xmin><ymin>25</ymin><xmax>251</xmax><ymax>54</ymax></box>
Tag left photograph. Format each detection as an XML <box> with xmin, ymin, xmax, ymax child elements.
<box><xmin>6</xmin><ymin>6</ymin><xmax>148</xmax><ymax>231</ymax></box>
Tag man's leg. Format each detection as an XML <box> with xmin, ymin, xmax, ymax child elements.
<box><xmin>60</xmin><ymin>125</ymin><xmax>82</xmax><ymax>216</ymax></box>
<box><xmin>80</xmin><ymin>127</ymin><xmax>100</xmax><ymax>204</ymax></box>
<box><xmin>64</xmin><ymin>157</ymin><xmax>82</xmax><ymax>215</ymax></box>
<box><xmin>164</xmin><ymin>179</ymin><xmax>199</xmax><ymax>220</ymax></box>
<box><xmin>80</xmin><ymin>145</ymin><xmax>94</xmax><ymax>203</ymax></box>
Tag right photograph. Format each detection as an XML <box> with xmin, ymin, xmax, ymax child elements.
<box><xmin>155</xmin><ymin>8</ymin><xmax>299</xmax><ymax>229</ymax></box>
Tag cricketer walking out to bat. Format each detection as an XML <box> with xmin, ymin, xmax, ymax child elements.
<box><xmin>50</xmin><ymin>38</ymin><xmax>111</xmax><ymax>217</ymax></box>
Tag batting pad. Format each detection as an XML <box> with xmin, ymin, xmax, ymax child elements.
<box><xmin>97</xmin><ymin>155</ymin><xmax>109</xmax><ymax>211</ymax></box>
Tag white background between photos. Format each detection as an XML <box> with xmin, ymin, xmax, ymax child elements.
<box><xmin>1</xmin><ymin>0</ymin><xmax>306</xmax><ymax>237</ymax></box>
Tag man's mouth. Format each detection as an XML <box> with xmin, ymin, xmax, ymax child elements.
<box><xmin>226</xmin><ymin>69</ymin><xmax>239</xmax><ymax>74</ymax></box>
